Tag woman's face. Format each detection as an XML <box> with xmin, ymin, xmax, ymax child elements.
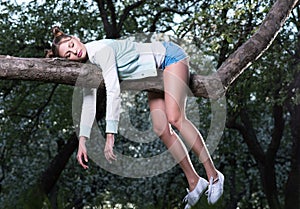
<box><xmin>58</xmin><ymin>36</ymin><xmax>87</xmax><ymax>62</ymax></box>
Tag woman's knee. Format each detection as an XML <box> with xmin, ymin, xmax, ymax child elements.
<box><xmin>150</xmin><ymin>109</ymin><xmax>169</xmax><ymax>137</ymax></box>
<box><xmin>152</xmin><ymin>122</ymin><xmax>168</xmax><ymax>137</ymax></box>
<box><xmin>166</xmin><ymin>113</ymin><xmax>183</xmax><ymax>131</ymax></box>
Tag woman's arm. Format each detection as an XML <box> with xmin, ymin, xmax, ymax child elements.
<box><xmin>93</xmin><ymin>46</ymin><xmax>120</xmax><ymax>163</ymax></box>
<box><xmin>77</xmin><ymin>88</ymin><xmax>97</xmax><ymax>168</ymax></box>
<box><xmin>93</xmin><ymin>45</ymin><xmax>121</xmax><ymax>134</ymax></box>
<box><xmin>79</xmin><ymin>42</ymin><xmax>120</xmax><ymax>165</ymax></box>
<box><xmin>79</xmin><ymin>88</ymin><xmax>97</xmax><ymax>138</ymax></box>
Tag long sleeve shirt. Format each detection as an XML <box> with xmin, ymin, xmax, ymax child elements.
<box><xmin>79</xmin><ymin>39</ymin><xmax>166</xmax><ymax>138</ymax></box>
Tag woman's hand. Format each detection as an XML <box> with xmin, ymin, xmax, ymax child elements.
<box><xmin>77</xmin><ymin>136</ymin><xmax>89</xmax><ymax>169</ymax></box>
<box><xmin>104</xmin><ymin>133</ymin><xmax>117</xmax><ymax>163</ymax></box>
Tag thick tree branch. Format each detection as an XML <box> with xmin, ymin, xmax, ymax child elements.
<box><xmin>217</xmin><ymin>0</ymin><xmax>298</xmax><ymax>88</ymax></box>
<box><xmin>0</xmin><ymin>56</ymin><xmax>102</xmax><ymax>87</ymax></box>
<box><xmin>0</xmin><ymin>0</ymin><xmax>298</xmax><ymax>99</ymax></box>
<box><xmin>0</xmin><ymin>56</ymin><xmax>224</xmax><ymax>98</ymax></box>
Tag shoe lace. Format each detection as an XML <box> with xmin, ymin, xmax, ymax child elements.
<box><xmin>205</xmin><ymin>176</ymin><xmax>220</xmax><ymax>198</ymax></box>
<box><xmin>205</xmin><ymin>176</ymin><xmax>214</xmax><ymax>198</ymax></box>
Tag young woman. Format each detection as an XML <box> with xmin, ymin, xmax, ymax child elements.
<box><xmin>46</xmin><ymin>26</ymin><xmax>224</xmax><ymax>208</ymax></box>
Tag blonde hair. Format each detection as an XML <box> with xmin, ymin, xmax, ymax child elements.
<box><xmin>45</xmin><ymin>26</ymin><xmax>71</xmax><ymax>58</ymax></box>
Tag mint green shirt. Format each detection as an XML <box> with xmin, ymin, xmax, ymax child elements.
<box><xmin>79</xmin><ymin>39</ymin><xmax>166</xmax><ymax>138</ymax></box>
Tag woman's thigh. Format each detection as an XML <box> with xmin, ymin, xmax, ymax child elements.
<box><xmin>147</xmin><ymin>92</ymin><xmax>169</xmax><ymax>137</ymax></box>
<box><xmin>163</xmin><ymin>59</ymin><xmax>190</xmax><ymax>122</ymax></box>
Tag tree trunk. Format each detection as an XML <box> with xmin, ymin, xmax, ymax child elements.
<box><xmin>285</xmin><ymin>72</ymin><xmax>300</xmax><ymax>209</ymax></box>
<box><xmin>94</xmin><ymin>0</ymin><xmax>146</xmax><ymax>39</ymax></box>
<box><xmin>233</xmin><ymin>108</ymin><xmax>283</xmax><ymax>209</ymax></box>
<box><xmin>226</xmin><ymin>88</ymin><xmax>285</xmax><ymax>208</ymax></box>
<box><xmin>15</xmin><ymin>133</ymin><xmax>78</xmax><ymax>209</ymax></box>
<box><xmin>259</xmin><ymin>161</ymin><xmax>282</xmax><ymax>209</ymax></box>
<box><xmin>284</xmin><ymin>7</ymin><xmax>300</xmax><ymax>207</ymax></box>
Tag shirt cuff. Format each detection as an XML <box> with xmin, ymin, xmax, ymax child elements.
<box><xmin>79</xmin><ymin>125</ymin><xmax>92</xmax><ymax>139</ymax></box>
<box><xmin>106</xmin><ymin>120</ymin><xmax>119</xmax><ymax>134</ymax></box>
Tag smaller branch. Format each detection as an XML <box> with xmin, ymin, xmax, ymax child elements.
<box><xmin>226</xmin><ymin>110</ymin><xmax>266</xmax><ymax>164</ymax></box>
<box><xmin>149</xmin><ymin>7</ymin><xmax>190</xmax><ymax>32</ymax></box>
<box><xmin>32</xmin><ymin>84</ymin><xmax>58</xmax><ymax>119</ymax></box>
<box><xmin>30</xmin><ymin>84</ymin><xmax>59</xmax><ymax>134</ymax></box>
<box><xmin>118</xmin><ymin>0</ymin><xmax>146</xmax><ymax>32</ymax></box>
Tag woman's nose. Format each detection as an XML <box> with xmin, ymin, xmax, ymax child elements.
<box><xmin>71</xmin><ymin>49</ymin><xmax>77</xmax><ymax>54</ymax></box>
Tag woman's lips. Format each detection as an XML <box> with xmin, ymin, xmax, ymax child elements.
<box><xmin>78</xmin><ymin>50</ymin><xmax>82</xmax><ymax>58</ymax></box>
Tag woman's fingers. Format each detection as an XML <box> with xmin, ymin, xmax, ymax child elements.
<box><xmin>104</xmin><ymin>134</ymin><xmax>117</xmax><ymax>163</ymax></box>
<box><xmin>77</xmin><ymin>152</ymin><xmax>89</xmax><ymax>169</ymax></box>
<box><xmin>104</xmin><ymin>147</ymin><xmax>117</xmax><ymax>163</ymax></box>
<box><xmin>84</xmin><ymin>152</ymin><xmax>88</xmax><ymax>163</ymax></box>
<box><xmin>77</xmin><ymin>139</ymin><xmax>89</xmax><ymax>169</ymax></box>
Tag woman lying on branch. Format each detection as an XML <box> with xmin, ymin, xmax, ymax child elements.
<box><xmin>46</xmin><ymin>26</ymin><xmax>224</xmax><ymax>208</ymax></box>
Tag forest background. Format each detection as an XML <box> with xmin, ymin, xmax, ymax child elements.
<box><xmin>0</xmin><ymin>0</ymin><xmax>300</xmax><ymax>209</ymax></box>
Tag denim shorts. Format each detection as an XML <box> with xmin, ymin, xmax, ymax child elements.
<box><xmin>160</xmin><ymin>42</ymin><xmax>188</xmax><ymax>70</ymax></box>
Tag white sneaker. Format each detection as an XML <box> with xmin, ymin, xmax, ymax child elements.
<box><xmin>183</xmin><ymin>177</ymin><xmax>208</xmax><ymax>209</ymax></box>
<box><xmin>206</xmin><ymin>170</ymin><xmax>224</xmax><ymax>204</ymax></box>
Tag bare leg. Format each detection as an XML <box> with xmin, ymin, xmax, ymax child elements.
<box><xmin>163</xmin><ymin>60</ymin><xmax>218</xmax><ymax>180</ymax></box>
<box><xmin>148</xmin><ymin>92</ymin><xmax>200</xmax><ymax>190</ymax></box>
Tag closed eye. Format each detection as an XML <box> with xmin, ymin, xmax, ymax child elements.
<box><xmin>69</xmin><ymin>41</ymin><xmax>74</xmax><ymax>48</ymax></box>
